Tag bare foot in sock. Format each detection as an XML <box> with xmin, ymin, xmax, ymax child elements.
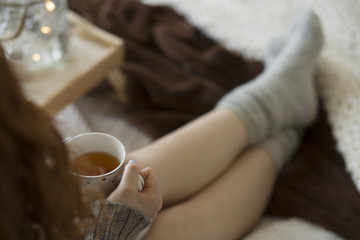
<box><xmin>265</xmin><ymin>34</ymin><xmax>287</xmax><ymax>66</ymax></box>
<box><xmin>266</xmin><ymin>10</ymin><xmax>323</xmax><ymax>66</ymax></box>
<box><xmin>216</xmin><ymin>10</ymin><xmax>323</xmax><ymax>144</ymax></box>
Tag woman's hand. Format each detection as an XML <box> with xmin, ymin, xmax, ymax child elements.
<box><xmin>107</xmin><ymin>160</ymin><xmax>163</xmax><ymax>219</ymax></box>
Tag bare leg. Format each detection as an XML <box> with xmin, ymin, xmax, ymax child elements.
<box><xmin>128</xmin><ymin>109</ymin><xmax>249</xmax><ymax>206</ymax></box>
<box><xmin>127</xmin><ymin>11</ymin><xmax>321</xmax><ymax>239</ymax></box>
<box><xmin>143</xmin><ymin>147</ymin><xmax>276</xmax><ymax>240</ymax></box>
<box><xmin>128</xmin><ymin>11</ymin><xmax>322</xmax><ymax>207</ymax></box>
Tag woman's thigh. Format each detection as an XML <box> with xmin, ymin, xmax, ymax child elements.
<box><xmin>128</xmin><ymin>109</ymin><xmax>248</xmax><ymax>206</ymax></box>
<box><xmin>142</xmin><ymin>147</ymin><xmax>277</xmax><ymax>240</ymax></box>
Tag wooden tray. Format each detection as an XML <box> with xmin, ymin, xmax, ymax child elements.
<box><xmin>19</xmin><ymin>11</ymin><xmax>125</xmax><ymax>116</ymax></box>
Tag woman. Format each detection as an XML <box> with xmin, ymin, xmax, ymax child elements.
<box><xmin>0</xmin><ymin>10</ymin><xmax>322</xmax><ymax>240</ymax></box>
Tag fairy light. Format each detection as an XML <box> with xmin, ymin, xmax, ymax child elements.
<box><xmin>41</xmin><ymin>26</ymin><xmax>51</xmax><ymax>34</ymax></box>
<box><xmin>45</xmin><ymin>1</ymin><xmax>56</xmax><ymax>12</ymax></box>
<box><xmin>32</xmin><ymin>53</ymin><xmax>41</xmax><ymax>61</ymax></box>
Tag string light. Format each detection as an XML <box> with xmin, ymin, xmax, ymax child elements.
<box><xmin>41</xmin><ymin>26</ymin><xmax>51</xmax><ymax>34</ymax></box>
<box><xmin>32</xmin><ymin>53</ymin><xmax>41</xmax><ymax>61</ymax></box>
<box><xmin>45</xmin><ymin>1</ymin><xmax>56</xmax><ymax>12</ymax></box>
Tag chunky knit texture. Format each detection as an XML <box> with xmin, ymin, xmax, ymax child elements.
<box><xmin>86</xmin><ymin>200</ymin><xmax>150</xmax><ymax>240</ymax></box>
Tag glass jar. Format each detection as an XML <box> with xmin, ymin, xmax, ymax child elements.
<box><xmin>0</xmin><ymin>0</ymin><xmax>69</xmax><ymax>70</ymax></box>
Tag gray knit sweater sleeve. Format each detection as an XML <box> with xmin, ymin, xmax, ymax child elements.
<box><xmin>86</xmin><ymin>200</ymin><xmax>150</xmax><ymax>240</ymax></box>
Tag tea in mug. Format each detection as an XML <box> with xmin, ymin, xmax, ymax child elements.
<box><xmin>70</xmin><ymin>151</ymin><xmax>119</xmax><ymax>176</ymax></box>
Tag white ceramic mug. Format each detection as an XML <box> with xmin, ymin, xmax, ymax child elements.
<box><xmin>65</xmin><ymin>132</ymin><xmax>144</xmax><ymax>195</ymax></box>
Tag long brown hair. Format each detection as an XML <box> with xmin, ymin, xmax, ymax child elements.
<box><xmin>0</xmin><ymin>48</ymin><xmax>91</xmax><ymax>239</ymax></box>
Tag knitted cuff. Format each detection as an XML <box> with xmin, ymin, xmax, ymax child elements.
<box><xmin>86</xmin><ymin>200</ymin><xmax>150</xmax><ymax>240</ymax></box>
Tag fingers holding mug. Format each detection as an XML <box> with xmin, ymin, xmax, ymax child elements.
<box><xmin>108</xmin><ymin>160</ymin><xmax>163</xmax><ymax>219</ymax></box>
<box><xmin>119</xmin><ymin>159</ymin><xmax>145</xmax><ymax>192</ymax></box>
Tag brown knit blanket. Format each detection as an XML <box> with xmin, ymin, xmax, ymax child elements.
<box><xmin>69</xmin><ymin>0</ymin><xmax>360</xmax><ymax>239</ymax></box>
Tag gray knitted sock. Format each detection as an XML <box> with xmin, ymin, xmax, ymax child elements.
<box><xmin>260</xmin><ymin>129</ymin><xmax>301</xmax><ymax>171</ymax></box>
<box><xmin>265</xmin><ymin>34</ymin><xmax>286</xmax><ymax>66</ymax></box>
<box><xmin>216</xmin><ymin>10</ymin><xmax>323</xmax><ymax>144</ymax></box>
<box><xmin>266</xmin><ymin>10</ymin><xmax>320</xmax><ymax>65</ymax></box>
